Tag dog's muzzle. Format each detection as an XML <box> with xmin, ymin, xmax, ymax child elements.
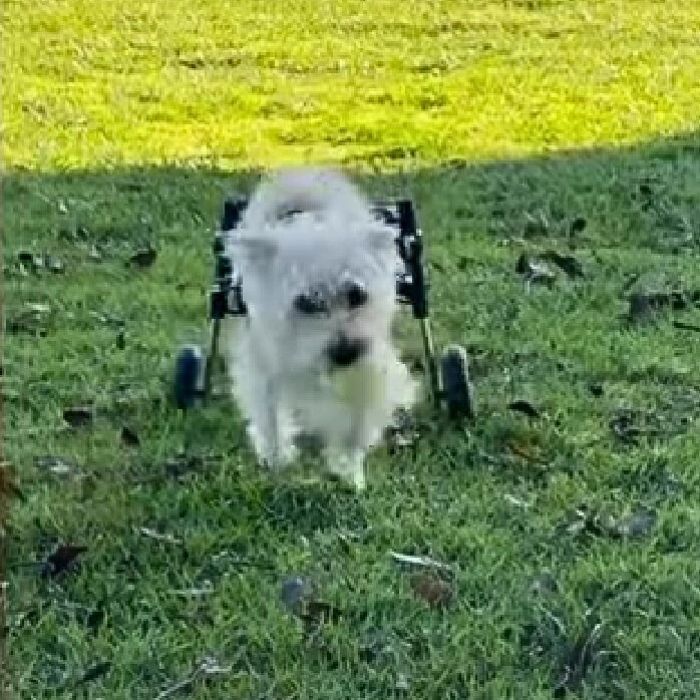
<box><xmin>325</xmin><ymin>334</ymin><xmax>369</xmax><ymax>367</ymax></box>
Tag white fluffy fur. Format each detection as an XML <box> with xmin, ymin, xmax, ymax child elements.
<box><xmin>221</xmin><ymin>167</ymin><xmax>417</xmax><ymax>489</ymax></box>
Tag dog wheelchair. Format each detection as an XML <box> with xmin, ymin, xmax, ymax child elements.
<box><xmin>174</xmin><ymin>197</ymin><xmax>475</xmax><ymax>420</ymax></box>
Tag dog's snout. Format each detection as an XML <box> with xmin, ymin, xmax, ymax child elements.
<box><xmin>326</xmin><ymin>334</ymin><xmax>368</xmax><ymax>367</ymax></box>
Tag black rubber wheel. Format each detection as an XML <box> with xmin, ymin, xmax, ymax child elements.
<box><xmin>173</xmin><ymin>344</ymin><xmax>203</xmax><ymax>410</ymax></box>
<box><xmin>440</xmin><ymin>344</ymin><xmax>475</xmax><ymax>419</ymax></box>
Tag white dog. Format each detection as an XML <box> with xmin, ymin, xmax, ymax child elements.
<box><xmin>221</xmin><ymin>167</ymin><xmax>417</xmax><ymax>489</ymax></box>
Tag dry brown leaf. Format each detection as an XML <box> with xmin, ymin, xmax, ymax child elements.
<box><xmin>63</xmin><ymin>406</ymin><xmax>94</xmax><ymax>428</ymax></box>
<box><xmin>0</xmin><ymin>462</ymin><xmax>25</xmax><ymax>502</ymax></box>
<box><xmin>41</xmin><ymin>543</ymin><xmax>88</xmax><ymax>577</ymax></box>
<box><xmin>411</xmin><ymin>572</ymin><xmax>454</xmax><ymax>608</ymax></box>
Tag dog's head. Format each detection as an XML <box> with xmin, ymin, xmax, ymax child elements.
<box><xmin>227</xmin><ymin>168</ymin><xmax>398</xmax><ymax>370</ymax></box>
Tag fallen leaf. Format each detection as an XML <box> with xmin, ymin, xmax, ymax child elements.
<box><xmin>198</xmin><ymin>656</ymin><xmax>232</xmax><ymax>676</ymax></box>
<box><xmin>526</xmin><ymin>263</ymin><xmax>556</xmax><ymax>286</ymax></box>
<box><xmin>515</xmin><ymin>253</ymin><xmax>530</xmax><ymax>275</ymax></box>
<box><xmin>561</xmin><ymin>505</ymin><xmax>656</xmax><ymax>541</ymax></box>
<box><xmin>358</xmin><ymin>629</ymin><xmax>404</xmax><ymax>663</ymax></box>
<box><xmin>302</xmin><ymin>599</ymin><xmax>344</xmax><ymax>624</ymax></box>
<box><xmin>6</xmin><ymin>314</ymin><xmax>36</xmax><ymax>335</ymax></box>
<box><xmin>610</xmin><ymin>508</ymin><xmax>656</xmax><ymax>539</ymax></box>
<box><xmin>17</xmin><ymin>251</ymin><xmax>43</xmax><ymax>269</ymax></box>
<box><xmin>506</xmin><ymin>440</ymin><xmax>543</xmax><ymax>463</ymax></box>
<box><xmin>85</xmin><ymin>606</ymin><xmax>105</xmax><ymax>634</ymax></box>
<box><xmin>569</xmin><ymin>217</ymin><xmax>587</xmax><ymax>235</ymax></box>
<box><xmin>88</xmin><ymin>311</ymin><xmax>124</xmax><ymax>328</ymax></box>
<box><xmin>609</xmin><ymin>409</ymin><xmax>658</xmax><ymax>444</ymax></box>
<box><xmin>562</xmin><ymin>507</ymin><xmax>610</xmax><ymax>538</ymax></box>
<box><xmin>45</xmin><ymin>256</ymin><xmax>65</xmax><ymax>274</ymax></box>
<box><xmin>280</xmin><ymin>576</ymin><xmax>343</xmax><ymax>624</ymax></box>
<box><xmin>121</xmin><ymin>426</ymin><xmax>140</xmax><ymax>447</ymax></box>
<box><xmin>504</xmin><ymin>493</ymin><xmax>531</xmax><ymax>509</ymax></box>
<box><xmin>12</xmin><ymin>263</ymin><xmax>29</xmax><ymax>278</ymax></box>
<box><xmin>515</xmin><ymin>253</ymin><xmax>556</xmax><ymax>287</ymax></box>
<box><xmin>138</xmin><ymin>527</ymin><xmax>182</xmax><ymax>545</ymax></box>
<box><xmin>542</xmin><ymin>251</ymin><xmax>585</xmax><ymax>279</ymax></box>
<box><xmin>523</xmin><ymin>210</ymin><xmax>550</xmax><ymax>238</ymax></box>
<box><xmin>638</xmin><ymin>181</ymin><xmax>653</xmax><ymax>198</ymax></box>
<box><xmin>587</xmin><ymin>382</ymin><xmax>604</xmax><ymax>397</ymax></box>
<box><xmin>497</xmin><ymin>236</ymin><xmax>527</xmax><ymax>247</ymax></box>
<box><xmin>622</xmin><ymin>273</ymin><xmax>641</xmax><ymax>292</ymax></box>
<box><xmin>63</xmin><ymin>406</ymin><xmax>94</xmax><ymax>428</ymax></box>
<box><xmin>26</xmin><ymin>302</ymin><xmax>51</xmax><ymax>314</ymax></box>
<box><xmin>156</xmin><ymin>656</ymin><xmax>231</xmax><ymax>700</ymax></box>
<box><xmin>389</xmin><ymin>551</ymin><xmax>452</xmax><ymax>571</ymax></box>
<box><xmin>41</xmin><ymin>544</ymin><xmax>87</xmax><ymax>577</ymax></box>
<box><xmin>508</xmin><ymin>399</ymin><xmax>541</xmax><ymax>418</ymax></box>
<box><xmin>553</xmin><ymin>617</ymin><xmax>607</xmax><ymax>697</ymax></box>
<box><xmin>628</xmin><ymin>289</ymin><xmax>700</xmax><ymax>323</ymax></box>
<box><xmin>6</xmin><ymin>301</ymin><xmax>53</xmax><ymax>334</ymax></box>
<box><xmin>0</xmin><ymin>462</ymin><xmax>25</xmax><ymax>502</ymax></box>
<box><xmin>672</xmin><ymin>320</ymin><xmax>700</xmax><ymax>333</ymax></box>
<box><xmin>531</xmin><ymin>571</ymin><xmax>559</xmax><ymax>595</ymax></box>
<box><xmin>337</xmin><ymin>531</ymin><xmax>358</xmax><ymax>555</ymax></box>
<box><xmin>128</xmin><ymin>247</ymin><xmax>157</xmax><ymax>268</ymax></box>
<box><xmin>172</xmin><ymin>582</ymin><xmax>214</xmax><ymax>598</ymax></box>
<box><xmin>17</xmin><ymin>250</ymin><xmax>36</xmax><ymax>265</ymax></box>
<box><xmin>75</xmin><ymin>661</ymin><xmax>111</xmax><ymax>686</ymax></box>
<box><xmin>35</xmin><ymin>455</ymin><xmax>76</xmax><ymax>476</ymax></box>
<box><xmin>395</xmin><ymin>673</ymin><xmax>410</xmax><ymax>691</ymax></box>
<box><xmin>162</xmin><ymin>453</ymin><xmax>216</xmax><ymax>480</ymax></box>
<box><xmin>9</xmin><ymin>607</ymin><xmax>39</xmax><ymax>632</ymax></box>
<box><xmin>88</xmin><ymin>245</ymin><xmax>103</xmax><ymax>262</ymax></box>
<box><xmin>411</xmin><ymin>572</ymin><xmax>454</xmax><ymax>608</ymax></box>
<box><xmin>280</xmin><ymin>576</ymin><xmax>314</xmax><ymax>615</ymax></box>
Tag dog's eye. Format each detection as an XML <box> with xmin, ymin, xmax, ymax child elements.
<box><xmin>293</xmin><ymin>292</ymin><xmax>328</xmax><ymax>315</ymax></box>
<box><xmin>345</xmin><ymin>281</ymin><xmax>368</xmax><ymax>309</ymax></box>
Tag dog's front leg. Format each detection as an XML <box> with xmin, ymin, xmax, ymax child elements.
<box><xmin>245</xmin><ymin>379</ymin><xmax>276</xmax><ymax>468</ymax></box>
<box><xmin>324</xmin><ymin>408</ymin><xmax>370</xmax><ymax>490</ymax></box>
<box><xmin>247</xmin><ymin>380</ymin><xmax>299</xmax><ymax>471</ymax></box>
<box><xmin>324</xmin><ymin>445</ymin><xmax>366</xmax><ymax>490</ymax></box>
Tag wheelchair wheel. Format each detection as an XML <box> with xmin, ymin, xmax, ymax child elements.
<box><xmin>440</xmin><ymin>344</ymin><xmax>475</xmax><ymax>419</ymax></box>
<box><xmin>173</xmin><ymin>344</ymin><xmax>203</xmax><ymax>410</ymax></box>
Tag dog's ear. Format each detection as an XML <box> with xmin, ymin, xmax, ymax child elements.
<box><xmin>229</xmin><ymin>236</ymin><xmax>278</xmax><ymax>266</ymax></box>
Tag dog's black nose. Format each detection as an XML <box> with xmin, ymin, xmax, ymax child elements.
<box><xmin>326</xmin><ymin>334</ymin><xmax>368</xmax><ymax>367</ymax></box>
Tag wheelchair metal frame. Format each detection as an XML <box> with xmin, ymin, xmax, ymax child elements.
<box><xmin>203</xmin><ymin>197</ymin><xmax>442</xmax><ymax>407</ymax></box>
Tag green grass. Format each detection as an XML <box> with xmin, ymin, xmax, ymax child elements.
<box><xmin>3</xmin><ymin>1</ymin><xmax>700</xmax><ymax>698</ymax></box>
<box><xmin>3</xmin><ymin>0</ymin><xmax>700</xmax><ymax>170</ymax></box>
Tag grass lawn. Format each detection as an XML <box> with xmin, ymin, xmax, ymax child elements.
<box><xmin>3</xmin><ymin>1</ymin><xmax>700</xmax><ymax>698</ymax></box>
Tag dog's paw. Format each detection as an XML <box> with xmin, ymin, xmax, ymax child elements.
<box><xmin>253</xmin><ymin>438</ymin><xmax>299</xmax><ymax>471</ymax></box>
<box><xmin>258</xmin><ymin>448</ymin><xmax>298</xmax><ymax>472</ymax></box>
<box><xmin>324</xmin><ymin>448</ymin><xmax>366</xmax><ymax>491</ymax></box>
<box><xmin>247</xmin><ymin>424</ymin><xmax>294</xmax><ymax>470</ymax></box>
<box><xmin>275</xmin><ymin>443</ymin><xmax>300</xmax><ymax>470</ymax></box>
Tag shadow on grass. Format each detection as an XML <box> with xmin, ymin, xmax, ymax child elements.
<box><xmin>3</xmin><ymin>126</ymin><xmax>700</xmax><ymax>468</ymax></box>
<box><xmin>4</xmin><ymin>129</ymin><xmax>699</xmax><ymax>251</ymax></box>
<box><xmin>4</xmin><ymin>126</ymin><xmax>700</xmax><ymax>504</ymax></box>
<box><xmin>4</xmin><ymin>128</ymin><xmax>698</xmax><ymax>463</ymax></box>
<box><xmin>3</xmin><ymin>129</ymin><xmax>700</xmax><ymax>697</ymax></box>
